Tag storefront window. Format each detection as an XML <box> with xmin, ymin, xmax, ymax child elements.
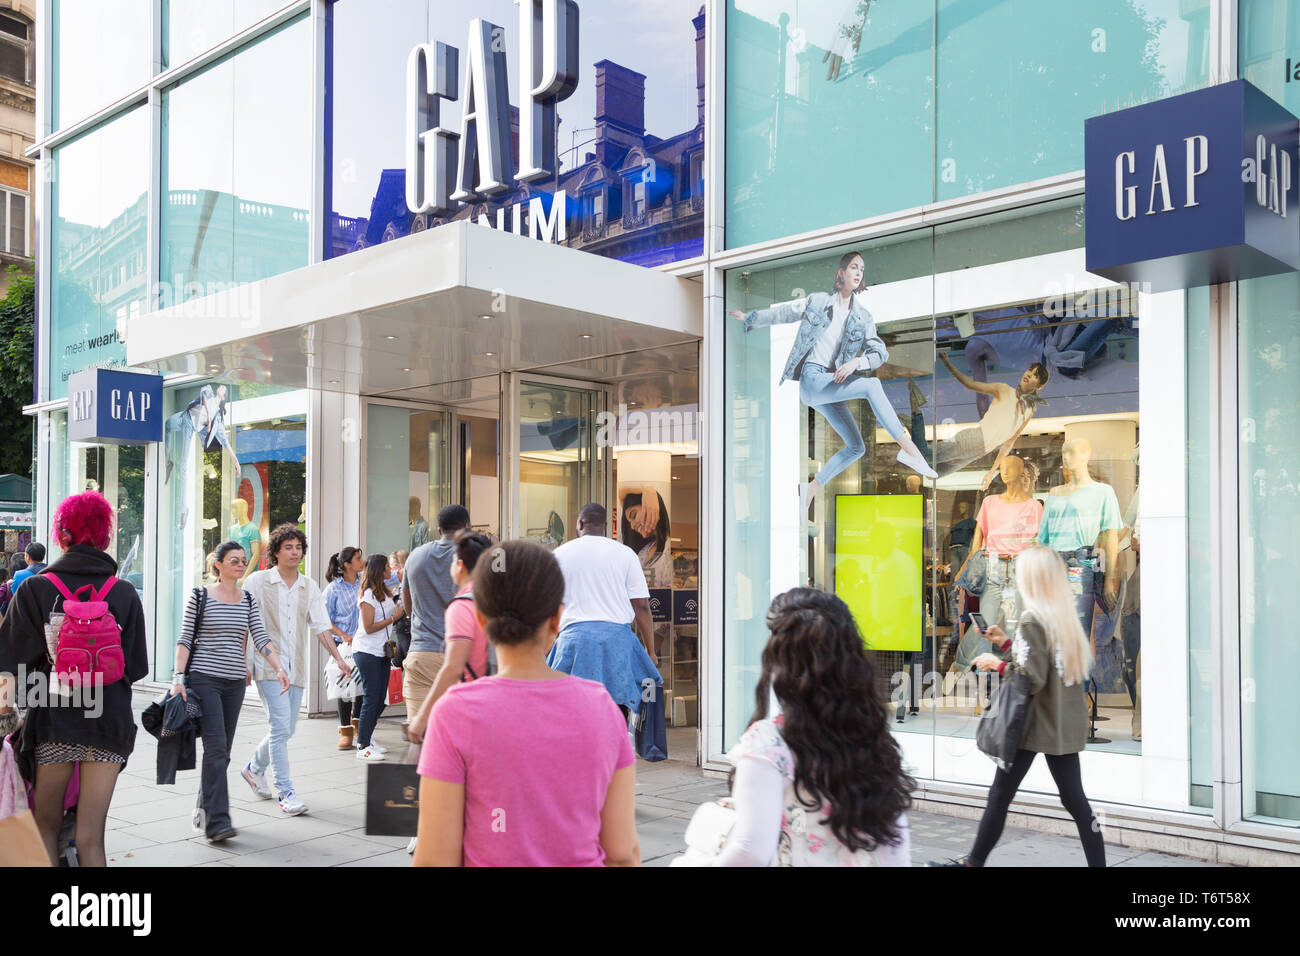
<box><xmin>364</xmin><ymin>403</ymin><xmax>453</xmax><ymax>557</ymax></box>
<box><xmin>723</xmin><ymin>198</ymin><xmax>1199</xmax><ymax>811</ymax></box>
<box><xmin>50</xmin><ymin>108</ymin><xmax>149</xmax><ymax>401</ymax></box>
<box><xmin>328</xmin><ymin>0</ymin><xmax>704</xmax><ymax>266</ymax></box>
<box><xmin>1186</xmin><ymin>287</ymin><xmax>1213</xmax><ymax>810</ymax></box>
<box><xmin>157</xmin><ymin>382</ymin><xmax>306</xmax><ymax>682</ymax></box>
<box><xmin>1237</xmin><ymin>271</ymin><xmax>1300</xmax><ymax>824</ymax></box>
<box><xmin>51</xmin><ymin>0</ymin><xmax>150</xmax><ymax>130</ymax></box>
<box><xmin>725</xmin><ymin>0</ymin><xmax>1210</xmax><ymax>247</ymax></box>
<box><xmin>162</xmin><ymin>0</ymin><xmax>290</xmax><ymax>68</ymax></box>
<box><xmin>160</xmin><ymin>14</ymin><xmax>311</xmax><ymax>308</ymax></box>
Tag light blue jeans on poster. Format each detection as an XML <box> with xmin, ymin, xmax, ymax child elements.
<box><xmin>250</xmin><ymin>681</ymin><xmax>304</xmax><ymax>799</ymax></box>
<box><xmin>799</xmin><ymin>364</ymin><xmax>906</xmax><ymax>486</ymax></box>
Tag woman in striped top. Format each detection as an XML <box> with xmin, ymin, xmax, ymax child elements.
<box><xmin>171</xmin><ymin>541</ymin><xmax>289</xmax><ymax>842</ymax></box>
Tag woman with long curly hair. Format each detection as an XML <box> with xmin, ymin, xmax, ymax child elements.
<box><xmin>718</xmin><ymin>587</ymin><xmax>913</xmax><ymax>866</ymax></box>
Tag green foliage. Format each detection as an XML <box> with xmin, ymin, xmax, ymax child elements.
<box><xmin>0</xmin><ymin>266</ymin><xmax>35</xmax><ymax>479</ymax></box>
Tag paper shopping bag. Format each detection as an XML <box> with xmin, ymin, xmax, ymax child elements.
<box><xmin>386</xmin><ymin>666</ymin><xmax>405</xmax><ymax>706</ymax></box>
<box><xmin>0</xmin><ymin>810</ymin><xmax>51</xmax><ymax>866</ymax></box>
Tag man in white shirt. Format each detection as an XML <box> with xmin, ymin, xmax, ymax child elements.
<box><xmin>549</xmin><ymin>503</ymin><xmax>661</xmax><ymax>721</ymax></box>
<box><xmin>240</xmin><ymin>524</ymin><xmax>351</xmax><ymax>816</ymax></box>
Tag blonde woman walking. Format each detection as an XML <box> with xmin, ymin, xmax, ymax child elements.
<box><xmin>931</xmin><ymin>544</ymin><xmax>1104</xmax><ymax>867</ymax></box>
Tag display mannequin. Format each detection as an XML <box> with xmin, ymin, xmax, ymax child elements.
<box><xmin>947</xmin><ymin>500</ymin><xmax>976</xmax><ymax>572</ymax></box>
<box><xmin>1036</xmin><ymin>438</ymin><xmax>1122</xmax><ymax>616</ymax></box>
<box><xmin>951</xmin><ymin>456</ymin><xmax>1042</xmax><ymax>674</ymax></box>
<box><xmin>229</xmin><ymin>498</ymin><xmax>261</xmax><ymax>583</ymax></box>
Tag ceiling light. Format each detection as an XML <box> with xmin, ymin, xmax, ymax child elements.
<box><xmin>479</xmin><ymin>314</ymin><xmax>492</xmax><ymax>320</ymax></box>
<box><xmin>484</xmin><ymin>351</ymin><xmax>495</xmax><ymax>357</ymax></box>
<box><xmin>328</xmin><ymin>379</ymin><xmax>339</xmax><ymax>384</ymax></box>
<box><xmin>385</xmin><ymin>335</ymin><xmax>397</xmax><ymax>340</ymax></box>
<box><xmin>581</xmin><ymin>333</ymin><xmax>591</xmax><ymax>339</ymax></box>
<box><xmin>401</xmin><ymin>367</ymin><xmax>411</xmax><ymax>372</ymax></box>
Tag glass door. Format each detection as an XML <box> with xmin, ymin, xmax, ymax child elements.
<box><xmin>511</xmin><ymin>378</ymin><xmax>607</xmax><ymax>547</ymax></box>
<box><xmin>365</xmin><ymin>402</ymin><xmax>453</xmax><ymax>556</ymax></box>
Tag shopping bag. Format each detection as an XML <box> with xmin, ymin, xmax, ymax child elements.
<box><xmin>634</xmin><ymin>683</ymin><xmax>668</xmax><ymax>762</ymax></box>
<box><xmin>1</xmin><ymin>737</ymin><xmax>51</xmax><ymax>867</ymax></box>
<box><xmin>365</xmin><ymin>762</ymin><xmax>420</xmax><ymax>836</ymax></box>
<box><xmin>325</xmin><ymin>646</ymin><xmax>363</xmax><ymax>701</ymax></box>
<box><xmin>386</xmin><ymin>666</ymin><xmax>405</xmax><ymax>706</ymax></box>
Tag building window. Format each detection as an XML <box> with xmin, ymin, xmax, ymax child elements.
<box><xmin>0</xmin><ymin>11</ymin><xmax>31</xmax><ymax>85</ymax></box>
<box><xmin>0</xmin><ymin>187</ymin><xmax>28</xmax><ymax>256</ymax></box>
<box><xmin>582</xmin><ymin>188</ymin><xmax>606</xmax><ymax>238</ymax></box>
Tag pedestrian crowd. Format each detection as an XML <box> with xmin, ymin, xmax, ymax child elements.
<box><xmin>0</xmin><ymin>489</ymin><xmax>1105</xmax><ymax>867</ymax></box>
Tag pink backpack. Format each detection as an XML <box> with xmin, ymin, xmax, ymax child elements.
<box><xmin>44</xmin><ymin>574</ymin><xmax>126</xmax><ymax>687</ymax></box>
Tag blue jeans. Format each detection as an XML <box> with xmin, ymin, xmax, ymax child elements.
<box><xmin>251</xmin><ymin>681</ymin><xmax>304</xmax><ymax>799</ymax></box>
<box><xmin>353</xmin><ymin>651</ymin><xmax>390</xmax><ymax>749</ymax></box>
<box><xmin>799</xmin><ymin>364</ymin><xmax>906</xmax><ymax>486</ymax></box>
<box><xmin>1059</xmin><ymin>549</ymin><xmax>1102</xmax><ymax>640</ymax></box>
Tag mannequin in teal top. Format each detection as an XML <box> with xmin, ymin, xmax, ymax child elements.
<box><xmin>1037</xmin><ymin>438</ymin><xmax>1122</xmax><ymax>610</ymax></box>
<box><xmin>229</xmin><ymin>498</ymin><xmax>261</xmax><ymax>584</ymax></box>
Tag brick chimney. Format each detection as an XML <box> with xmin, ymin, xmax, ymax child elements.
<box><xmin>594</xmin><ymin>60</ymin><xmax>646</xmax><ymax>158</ymax></box>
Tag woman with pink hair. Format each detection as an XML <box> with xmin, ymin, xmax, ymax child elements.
<box><xmin>0</xmin><ymin>491</ymin><xmax>150</xmax><ymax>866</ymax></box>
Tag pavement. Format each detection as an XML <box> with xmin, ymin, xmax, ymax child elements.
<box><xmin>91</xmin><ymin>688</ymin><xmax>1221</xmax><ymax>867</ymax></box>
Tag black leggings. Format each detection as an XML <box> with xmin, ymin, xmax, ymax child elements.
<box><xmin>969</xmin><ymin>749</ymin><xmax>1105</xmax><ymax>867</ymax></box>
<box><xmin>338</xmin><ymin>697</ymin><xmax>362</xmax><ymax>726</ymax></box>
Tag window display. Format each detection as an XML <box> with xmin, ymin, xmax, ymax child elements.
<box><xmin>724</xmin><ymin>198</ymin><xmax>1199</xmax><ymax>810</ymax></box>
<box><xmin>158</xmin><ymin>383</ymin><xmax>307</xmax><ymax>683</ymax></box>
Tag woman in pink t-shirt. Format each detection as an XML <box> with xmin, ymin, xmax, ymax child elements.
<box><xmin>414</xmin><ymin>539</ymin><xmax>640</xmax><ymax>867</ymax></box>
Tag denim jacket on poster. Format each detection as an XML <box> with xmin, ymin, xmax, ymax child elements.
<box><xmin>742</xmin><ymin>291</ymin><xmax>889</xmax><ymax>385</ymax></box>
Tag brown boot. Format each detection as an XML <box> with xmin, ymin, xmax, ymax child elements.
<box><xmin>338</xmin><ymin>725</ymin><xmax>355</xmax><ymax>750</ymax></box>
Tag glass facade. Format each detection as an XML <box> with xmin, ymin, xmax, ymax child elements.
<box><xmin>163</xmin><ymin>0</ymin><xmax>290</xmax><ymax>68</ymax></box>
<box><xmin>725</xmin><ymin>0</ymin><xmax>1210</xmax><ymax>248</ymax></box>
<box><xmin>160</xmin><ymin>14</ymin><xmax>311</xmax><ymax>306</ymax></box>
<box><xmin>724</xmin><ymin>198</ymin><xmax>1207</xmax><ymax>810</ymax></box>
<box><xmin>1236</xmin><ymin>272</ymin><xmax>1300</xmax><ymax>823</ymax></box>
<box><xmin>328</xmin><ymin>0</ymin><xmax>705</xmax><ymax>266</ymax></box>
<box><xmin>49</xmin><ymin>107</ymin><xmax>148</xmax><ymax>400</ymax></box>
<box><xmin>51</xmin><ymin>0</ymin><xmax>150</xmax><ymax>130</ymax></box>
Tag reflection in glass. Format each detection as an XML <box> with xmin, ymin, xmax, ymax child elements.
<box><xmin>328</xmin><ymin>0</ymin><xmax>704</xmax><ymax>267</ymax></box>
<box><xmin>163</xmin><ymin>0</ymin><xmax>289</xmax><ymax>68</ymax></box>
<box><xmin>518</xmin><ymin>383</ymin><xmax>600</xmax><ymax>549</ymax></box>
<box><xmin>365</xmin><ymin>405</ymin><xmax>453</xmax><ymax>557</ymax></box>
<box><xmin>161</xmin><ymin>15</ymin><xmax>311</xmax><ymax>306</ymax></box>
<box><xmin>1237</xmin><ymin>272</ymin><xmax>1300</xmax><ymax>823</ymax></box>
<box><xmin>50</xmin><ymin>108</ymin><xmax>149</xmax><ymax>400</ymax></box>
<box><xmin>52</xmin><ymin>0</ymin><xmax>150</xmax><ymax>129</ymax></box>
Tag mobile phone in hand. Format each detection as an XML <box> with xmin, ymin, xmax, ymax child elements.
<box><xmin>968</xmin><ymin>612</ymin><xmax>988</xmax><ymax>633</ymax></box>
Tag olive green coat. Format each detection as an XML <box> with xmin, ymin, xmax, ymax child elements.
<box><xmin>998</xmin><ymin>611</ymin><xmax>1088</xmax><ymax>755</ymax></box>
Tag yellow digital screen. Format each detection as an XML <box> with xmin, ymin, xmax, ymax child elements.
<box><xmin>834</xmin><ymin>494</ymin><xmax>924</xmax><ymax>652</ymax></box>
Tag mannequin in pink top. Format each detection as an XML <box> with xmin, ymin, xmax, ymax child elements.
<box><xmin>951</xmin><ymin>456</ymin><xmax>1043</xmax><ymax>687</ymax></box>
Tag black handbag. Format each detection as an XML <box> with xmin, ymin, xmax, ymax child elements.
<box><xmin>976</xmin><ymin>667</ymin><xmax>1031</xmax><ymax>771</ymax></box>
<box><xmin>388</xmin><ymin>588</ymin><xmax>411</xmax><ymax>666</ymax></box>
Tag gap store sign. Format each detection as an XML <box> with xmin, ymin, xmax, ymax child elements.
<box><xmin>67</xmin><ymin>369</ymin><xmax>164</xmax><ymax>445</ymax></box>
<box><xmin>1085</xmin><ymin>80</ymin><xmax>1300</xmax><ymax>292</ymax></box>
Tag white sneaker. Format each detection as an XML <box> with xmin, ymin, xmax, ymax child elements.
<box><xmin>277</xmin><ymin>791</ymin><xmax>309</xmax><ymax>816</ymax></box>
<box><xmin>897</xmin><ymin>449</ymin><xmax>938</xmax><ymax>480</ymax></box>
<box><xmin>406</xmin><ymin>837</ymin><xmax>418</xmax><ymax>855</ymax></box>
<box><xmin>356</xmin><ymin>745</ymin><xmax>386</xmax><ymax>762</ymax></box>
<box><xmin>355</xmin><ymin>740</ymin><xmax>388</xmax><ymax>754</ymax></box>
<box><xmin>241</xmin><ymin>762</ymin><xmax>272</xmax><ymax>800</ymax></box>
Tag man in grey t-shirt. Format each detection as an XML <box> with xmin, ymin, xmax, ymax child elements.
<box><xmin>401</xmin><ymin>504</ymin><xmax>468</xmax><ymax>724</ymax></box>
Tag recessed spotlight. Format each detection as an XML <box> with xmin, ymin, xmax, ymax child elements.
<box><xmin>581</xmin><ymin>333</ymin><xmax>591</xmax><ymax>339</ymax></box>
<box><xmin>484</xmin><ymin>351</ymin><xmax>495</xmax><ymax>357</ymax></box>
<box><xmin>401</xmin><ymin>367</ymin><xmax>411</xmax><ymax>372</ymax></box>
<box><xmin>328</xmin><ymin>379</ymin><xmax>339</xmax><ymax>384</ymax></box>
<box><xmin>385</xmin><ymin>335</ymin><xmax>397</xmax><ymax>340</ymax></box>
<box><xmin>479</xmin><ymin>314</ymin><xmax>492</xmax><ymax>320</ymax></box>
